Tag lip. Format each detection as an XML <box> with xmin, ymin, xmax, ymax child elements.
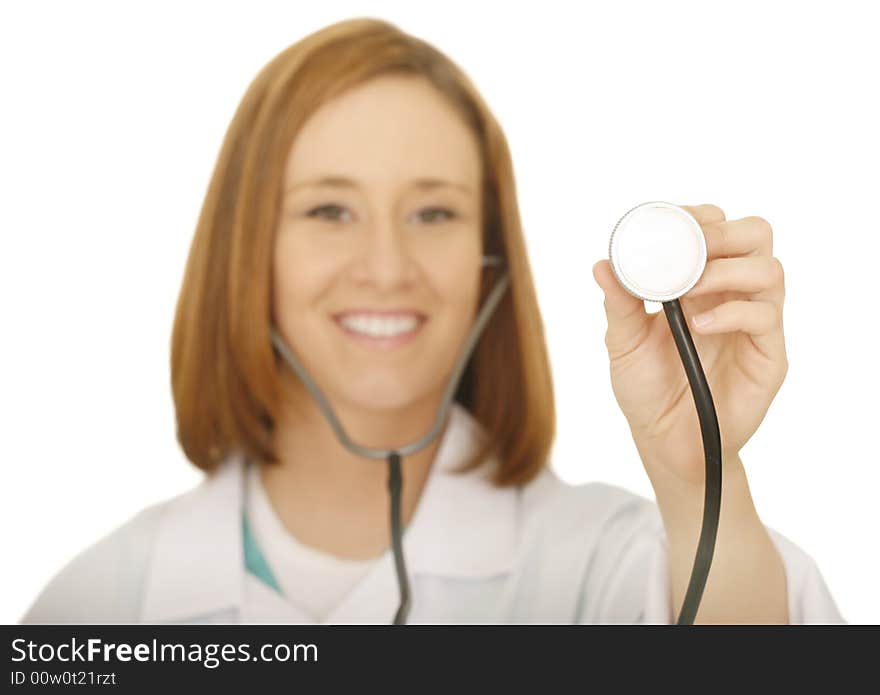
<box><xmin>334</xmin><ymin>308</ymin><xmax>427</xmax><ymax>318</ymax></box>
<box><xmin>332</xmin><ymin>310</ymin><xmax>428</xmax><ymax>350</ymax></box>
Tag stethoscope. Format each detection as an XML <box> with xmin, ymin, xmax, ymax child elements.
<box><xmin>608</xmin><ymin>201</ymin><xmax>720</xmax><ymax>625</ymax></box>
<box><xmin>270</xmin><ymin>253</ymin><xmax>509</xmax><ymax>625</ymax></box>
<box><xmin>269</xmin><ymin>201</ymin><xmax>719</xmax><ymax>626</ymax></box>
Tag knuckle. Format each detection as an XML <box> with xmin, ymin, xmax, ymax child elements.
<box><xmin>770</xmin><ymin>302</ymin><xmax>783</xmax><ymax>326</ymax></box>
<box><xmin>748</xmin><ymin>215</ymin><xmax>773</xmax><ymax>243</ymax></box>
<box><xmin>779</xmin><ymin>355</ymin><xmax>790</xmax><ymax>383</ymax></box>
<box><xmin>706</xmin><ymin>203</ymin><xmax>726</xmax><ymax>222</ymax></box>
<box><xmin>714</xmin><ymin>221</ymin><xmax>730</xmax><ymax>251</ymax></box>
<box><xmin>769</xmin><ymin>256</ymin><xmax>785</xmax><ymax>284</ymax></box>
<box><xmin>684</xmin><ymin>203</ymin><xmax>726</xmax><ymax>224</ymax></box>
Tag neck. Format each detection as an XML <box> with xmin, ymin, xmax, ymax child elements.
<box><xmin>258</xmin><ymin>378</ymin><xmax>448</xmax><ymax>560</ymax></box>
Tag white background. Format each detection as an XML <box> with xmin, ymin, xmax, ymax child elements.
<box><xmin>2</xmin><ymin>0</ymin><xmax>877</xmax><ymax>624</ymax></box>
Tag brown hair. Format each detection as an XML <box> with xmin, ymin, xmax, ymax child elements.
<box><xmin>171</xmin><ymin>17</ymin><xmax>555</xmax><ymax>487</ymax></box>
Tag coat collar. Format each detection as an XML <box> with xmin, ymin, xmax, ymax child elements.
<box><xmin>140</xmin><ymin>402</ymin><xmax>518</xmax><ymax>623</ymax></box>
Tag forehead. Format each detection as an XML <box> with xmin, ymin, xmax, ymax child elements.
<box><xmin>284</xmin><ymin>75</ymin><xmax>481</xmax><ymax>188</ymax></box>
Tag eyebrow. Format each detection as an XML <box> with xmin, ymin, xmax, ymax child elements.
<box><xmin>284</xmin><ymin>176</ymin><xmax>475</xmax><ymax>196</ymax></box>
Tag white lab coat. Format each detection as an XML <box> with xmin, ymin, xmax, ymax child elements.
<box><xmin>21</xmin><ymin>403</ymin><xmax>844</xmax><ymax>624</ymax></box>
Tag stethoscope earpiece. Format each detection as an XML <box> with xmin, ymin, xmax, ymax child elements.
<box><xmin>608</xmin><ymin>201</ymin><xmax>706</xmax><ymax>302</ymax></box>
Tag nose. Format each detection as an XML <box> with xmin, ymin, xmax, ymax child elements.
<box><xmin>350</xmin><ymin>216</ymin><xmax>417</xmax><ymax>291</ymax></box>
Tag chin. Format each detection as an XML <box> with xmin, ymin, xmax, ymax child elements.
<box><xmin>337</xmin><ymin>376</ymin><xmax>432</xmax><ymax>413</ymax></box>
<box><xmin>349</xmin><ymin>390</ymin><xmax>422</xmax><ymax>413</ymax></box>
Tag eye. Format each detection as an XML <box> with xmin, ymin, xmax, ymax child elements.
<box><xmin>414</xmin><ymin>206</ymin><xmax>457</xmax><ymax>223</ymax></box>
<box><xmin>305</xmin><ymin>204</ymin><xmax>353</xmax><ymax>222</ymax></box>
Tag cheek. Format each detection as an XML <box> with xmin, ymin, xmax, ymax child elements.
<box><xmin>272</xmin><ymin>237</ymin><xmax>332</xmax><ymax>325</ymax></box>
<box><xmin>431</xmin><ymin>265</ymin><xmax>482</xmax><ymax>327</ymax></box>
<box><xmin>428</xmin><ymin>232</ymin><xmax>482</xmax><ymax>300</ymax></box>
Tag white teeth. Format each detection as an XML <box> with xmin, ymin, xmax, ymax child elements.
<box><xmin>340</xmin><ymin>314</ymin><xmax>420</xmax><ymax>338</ymax></box>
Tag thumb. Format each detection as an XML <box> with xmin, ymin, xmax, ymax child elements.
<box><xmin>592</xmin><ymin>259</ymin><xmax>649</xmax><ymax>356</ymax></box>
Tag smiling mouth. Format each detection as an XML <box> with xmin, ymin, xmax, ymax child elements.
<box><xmin>332</xmin><ymin>310</ymin><xmax>428</xmax><ymax>349</ymax></box>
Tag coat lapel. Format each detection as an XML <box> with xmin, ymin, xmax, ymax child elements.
<box><xmin>139</xmin><ymin>454</ymin><xmax>246</xmax><ymax>623</ymax></box>
<box><xmin>140</xmin><ymin>402</ymin><xmax>518</xmax><ymax>624</ymax></box>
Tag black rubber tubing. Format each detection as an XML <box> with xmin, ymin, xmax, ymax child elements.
<box><xmin>662</xmin><ymin>298</ymin><xmax>723</xmax><ymax>625</ymax></box>
<box><xmin>387</xmin><ymin>451</ymin><xmax>411</xmax><ymax>625</ymax></box>
<box><xmin>386</xmin><ymin>298</ymin><xmax>720</xmax><ymax>626</ymax></box>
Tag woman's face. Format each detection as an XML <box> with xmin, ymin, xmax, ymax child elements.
<box><xmin>273</xmin><ymin>75</ymin><xmax>483</xmax><ymax>416</ymax></box>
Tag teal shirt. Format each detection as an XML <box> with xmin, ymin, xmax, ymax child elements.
<box><xmin>242</xmin><ymin>510</ymin><xmax>282</xmax><ymax>594</ymax></box>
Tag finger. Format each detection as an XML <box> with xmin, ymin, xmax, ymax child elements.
<box><xmin>689</xmin><ymin>299</ymin><xmax>786</xmax><ymax>364</ymax></box>
<box><xmin>702</xmin><ymin>216</ymin><xmax>773</xmax><ymax>259</ymax></box>
<box><xmin>687</xmin><ymin>256</ymin><xmax>785</xmax><ymax>304</ymax></box>
<box><xmin>679</xmin><ymin>203</ymin><xmax>726</xmax><ymax>226</ymax></box>
<box><xmin>592</xmin><ymin>259</ymin><xmax>650</xmax><ymax>358</ymax></box>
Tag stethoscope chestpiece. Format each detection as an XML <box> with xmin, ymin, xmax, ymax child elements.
<box><xmin>608</xmin><ymin>201</ymin><xmax>707</xmax><ymax>303</ymax></box>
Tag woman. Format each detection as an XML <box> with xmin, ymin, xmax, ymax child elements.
<box><xmin>22</xmin><ymin>17</ymin><xmax>842</xmax><ymax>624</ymax></box>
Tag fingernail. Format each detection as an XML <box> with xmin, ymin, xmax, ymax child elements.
<box><xmin>693</xmin><ymin>311</ymin><xmax>714</xmax><ymax>327</ymax></box>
